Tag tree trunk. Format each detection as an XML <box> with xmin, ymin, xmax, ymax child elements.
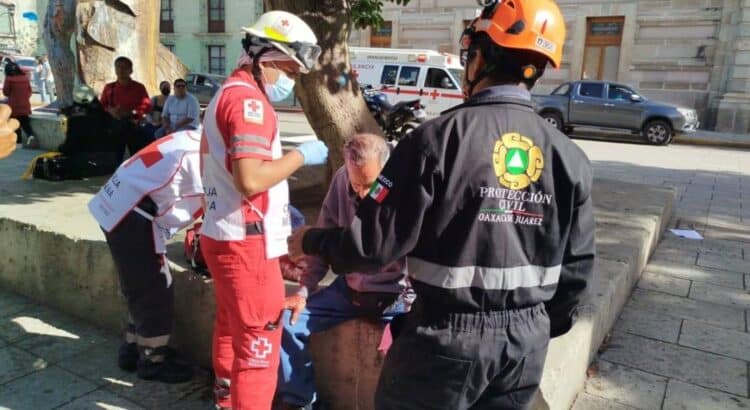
<box><xmin>44</xmin><ymin>0</ymin><xmax>77</xmax><ymax>107</ymax></box>
<box><xmin>266</xmin><ymin>0</ymin><xmax>382</xmax><ymax>177</ymax></box>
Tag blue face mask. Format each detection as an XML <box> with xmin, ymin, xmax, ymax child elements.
<box><xmin>264</xmin><ymin>71</ymin><xmax>296</xmax><ymax>102</ymax></box>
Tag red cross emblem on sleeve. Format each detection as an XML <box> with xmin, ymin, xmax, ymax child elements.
<box><xmin>243</xmin><ymin>99</ymin><xmax>264</xmax><ymax>124</ymax></box>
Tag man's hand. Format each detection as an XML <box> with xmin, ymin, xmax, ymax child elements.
<box><xmin>287</xmin><ymin>225</ymin><xmax>313</xmax><ymax>262</ymax></box>
<box><xmin>0</xmin><ymin>104</ymin><xmax>19</xmax><ymax>159</ymax></box>
<box><xmin>283</xmin><ymin>294</ymin><xmax>307</xmax><ymax>325</ymax></box>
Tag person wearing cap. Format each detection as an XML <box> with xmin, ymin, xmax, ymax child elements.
<box><xmin>88</xmin><ymin>129</ymin><xmax>203</xmax><ymax>383</ymax></box>
<box><xmin>199</xmin><ymin>10</ymin><xmax>327</xmax><ymax>410</ymax></box>
<box><xmin>288</xmin><ymin>0</ymin><xmax>595</xmax><ymax>407</ymax></box>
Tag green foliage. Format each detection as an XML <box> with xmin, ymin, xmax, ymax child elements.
<box><xmin>351</xmin><ymin>0</ymin><xmax>411</xmax><ymax>30</ymax></box>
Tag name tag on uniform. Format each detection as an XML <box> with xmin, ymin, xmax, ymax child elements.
<box><xmin>243</xmin><ymin>99</ymin><xmax>264</xmax><ymax>124</ymax></box>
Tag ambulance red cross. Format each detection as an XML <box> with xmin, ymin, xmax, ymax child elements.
<box><xmin>350</xmin><ymin>47</ymin><xmax>465</xmax><ymax>118</ymax></box>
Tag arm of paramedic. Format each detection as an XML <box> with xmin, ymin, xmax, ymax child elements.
<box><xmin>302</xmin><ymin>132</ymin><xmax>436</xmax><ymax>273</ymax></box>
<box><xmin>224</xmin><ymin>97</ymin><xmax>304</xmax><ymax>197</ymax></box>
<box><xmin>298</xmin><ymin>169</ymin><xmax>346</xmax><ymax>297</ymax></box>
<box><xmin>545</xmin><ymin>165</ymin><xmax>596</xmax><ymax>338</ymax></box>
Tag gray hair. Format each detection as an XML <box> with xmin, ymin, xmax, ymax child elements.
<box><xmin>343</xmin><ymin>133</ymin><xmax>390</xmax><ymax>167</ymax></box>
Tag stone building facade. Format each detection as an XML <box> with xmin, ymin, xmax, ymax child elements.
<box><xmin>351</xmin><ymin>0</ymin><xmax>750</xmax><ymax>133</ymax></box>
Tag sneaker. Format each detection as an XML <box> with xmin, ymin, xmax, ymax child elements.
<box><xmin>117</xmin><ymin>342</ymin><xmax>138</xmax><ymax>372</ymax></box>
<box><xmin>136</xmin><ymin>347</ymin><xmax>193</xmax><ymax>383</ymax></box>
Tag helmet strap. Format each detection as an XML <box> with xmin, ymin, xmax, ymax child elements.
<box><xmin>251</xmin><ymin>47</ymin><xmax>272</xmax><ymax>97</ymax></box>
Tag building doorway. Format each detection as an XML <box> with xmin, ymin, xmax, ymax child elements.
<box><xmin>582</xmin><ymin>16</ymin><xmax>624</xmax><ymax>81</ymax></box>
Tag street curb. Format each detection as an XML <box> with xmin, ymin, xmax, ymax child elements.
<box><xmin>673</xmin><ymin>135</ymin><xmax>750</xmax><ymax>150</ymax></box>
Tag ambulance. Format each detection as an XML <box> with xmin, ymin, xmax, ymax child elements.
<box><xmin>350</xmin><ymin>47</ymin><xmax>465</xmax><ymax>118</ymax></box>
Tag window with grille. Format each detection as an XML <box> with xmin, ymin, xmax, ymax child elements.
<box><xmin>208</xmin><ymin>0</ymin><xmax>225</xmax><ymax>33</ymax></box>
<box><xmin>208</xmin><ymin>45</ymin><xmax>225</xmax><ymax>75</ymax></box>
<box><xmin>370</xmin><ymin>21</ymin><xmax>392</xmax><ymax>48</ymax></box>
<box><xmin>160</xmin><ymin>0</ymin><xmax>174</xmax><ymax>33</ymax></box>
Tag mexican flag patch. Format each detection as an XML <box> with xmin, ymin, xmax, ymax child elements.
<box><xmin>369</xmin><ymin>181</ymin><xmax>390</xmax><ymax>203</ymax></box>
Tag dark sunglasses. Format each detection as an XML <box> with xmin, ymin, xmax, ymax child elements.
<box><xmin>174</xmin><ymin>84</ymin><xmax>186</xmax><ymax>88</ymax></box>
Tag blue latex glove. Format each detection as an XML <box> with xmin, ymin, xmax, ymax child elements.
<box><xmin>289</xmin><ymin>205</ymin><xmax>305</xmax><ymax>230</ymax></box>
<box><xmin>296</xmin><ymin>140</ymin><xmax>328</xmax><ymax>166</ymax></box>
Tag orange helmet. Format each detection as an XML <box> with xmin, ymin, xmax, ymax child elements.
<box><xmin>464</xmin><ymin>0</ymin><xmax>566</xmax><ymax>68</ymax></box>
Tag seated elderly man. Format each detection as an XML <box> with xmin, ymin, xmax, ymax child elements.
<box><xmin>277</xmin><ymin>133</ymin><xmax>413</xmax><ymax>410</ymax></box>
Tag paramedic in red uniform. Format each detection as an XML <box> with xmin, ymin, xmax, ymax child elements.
<box><xmin>199</xmin><ymin>11</ymin><xmax>326</xmax><ymax>410</ymax></box>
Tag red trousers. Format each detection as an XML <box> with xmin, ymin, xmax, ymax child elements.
<box><xmin>202</xmin><ymin>235</ymin><xmax>285</xmax><ymax>410</ymax></box>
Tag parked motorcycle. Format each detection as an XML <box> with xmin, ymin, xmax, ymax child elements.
<box><xmin>361</xmin><ymin>86</ymin><xmax>427</xmax><ymax>142</ymax></box>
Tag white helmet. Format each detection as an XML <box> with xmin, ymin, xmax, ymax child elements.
<box><xmin>241</xmin><ymin>11</ymin><xmax>321</xmax><ymax>73</ymax></box>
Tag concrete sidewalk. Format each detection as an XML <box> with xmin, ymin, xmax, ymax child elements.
<box><xmin>571</xmin><ymin>139</ymin><xmax>750</xmax><ymax>410</ymax></box>
<box><xmin>0</xmin><ymin>288</ymin><xmax>214</xmax><ymax>409</ymax></box>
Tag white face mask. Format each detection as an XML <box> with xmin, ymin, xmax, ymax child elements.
<box><xmin>263</xmin><ymin>67</ymin><xmax>296</xmax><ymax>102</ymax></box>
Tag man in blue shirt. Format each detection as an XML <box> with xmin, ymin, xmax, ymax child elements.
<box><xmin>157</xmin><ymin>78</ymin><xmax>200</xmax><ymax>138</ymax></box>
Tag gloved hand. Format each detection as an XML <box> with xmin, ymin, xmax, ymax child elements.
<box><xmin>0</xmin><ymin>104</ymin><xmax>19</xmax><ymax>160</ymax></box>
<box><xmin>296</xmin><ymin>140</ymin><xmax>328</xmax><ymax>166</ymax></box>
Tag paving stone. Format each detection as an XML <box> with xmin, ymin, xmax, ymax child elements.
<box><xmin>0</xmin><ymin>291</ymin><xmax>33</xmax><ymax>319</ymax></box>
<box><xmin>627</xmin><ymin>289</ymin><xmax>745</xmax><ymax>330</ymax></box>
<box><xmin>679</xmin><ymin>320</ymin><xmax>750</xmax><ymax>361</ymax></box>
<box><xmin>572</xmin><ymin>392</ymin><xmax>640</xmax><ymax>410</ymax></box>
<box><xmin>601</xmin><ymin>331</ymin><xmax>747</xmax><ymax>396</ymax></box>
<box><xmin>663</xmin><ymin>379</ymin><xmax>750</xmax><ymax>410</ymax></box>
<box><xmin>697</xmin><ymin>251</ymin><xmax>749</xmax><ymax>274</ymax></box>
<box><xmin>583</xmin><ymin>360</ymin><xmax>667</xmax><ymax>410</ymax></box>
<box><xmin>0</xmin><ymin>346</ymin><xmax>47</xmax><ymax>385</ymax></box>
<box><xmin>704</xmin><ymin>227</ymin><xmax>750</xmax><ymax>244</ymax></box>
<box><xmin>102</xmin><ymin>367</ymin><xmax>212</xmax><ymax>409</ymax></box>
<box><xmin>0</xmin><ymin>309</ymin><xmax>72</xmax><ymax>344</ymax></box>
<box><xmin>171</xmin><ymin>386</ymin><xmax>217</xmax><ymax>410</ymax></box>
<box><xmin>614</xmin><ymin>306</ymin><xmax>682</xmax><ymax>343</ymax></box>
<box><xmin>14</xmin><ymin>318</ymin><xmax>113</xmax><ymax>364</ymax></box>
<box><xmin>659</xmin><ymin>236</ymin><xmax>745</xmax><ymax>259</ymax></box>
<box><xmin>56</xmin><ymin>388</ymin><xmax>145</xmax><ymax>410</ymax></box>
<box><xmin>59</xmin><ymin>343</ymin><xmax>213</xmax><ymax>409</ymax></box>
<box><xmin>689</xmin><ymin>281</ymin><xmax>750</xmax><ymax>310</ymax></box>
<box><xmin>651</xmin><ymin>246</ymin><xmax>699</xmax><ymax>264</ymax></box>
<box><xmin>0</xmin><ymin>366</ymin><xmax>98</xmax><ymax>409</ymax></box>
<box><xmin>57</xmin><ymin>342</ymin><xmax>139</xmax><ymax>388</ymax></box>
<box><xmin>644</xmin><ymin>260</ymin><xmax>744</xmax><ymax>289</ymax></box>
<box><xmin>637</xmin><ymin>271</ymin><xmax>691</xmax><ymax>297</ymax></box>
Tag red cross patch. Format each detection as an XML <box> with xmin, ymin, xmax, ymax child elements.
<box><xmin>243</xmin><ymin>99</ymin><xmax>264</xmax><ymax>124</ymax></box>
<box><xmin>248</xmin><ymin>336</ymin><xmax>273</xmax><ymax>368</ymax></box>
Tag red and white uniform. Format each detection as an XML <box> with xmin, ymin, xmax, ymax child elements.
<box><xmin>200</xmin><ymin>68</ymin><xmax>290</xmax><ymax>410</ymax></box>
<box><xmin>89</xmin><ymin>129</ymin><xmax>204</xmax><ymax>255</ymax></box>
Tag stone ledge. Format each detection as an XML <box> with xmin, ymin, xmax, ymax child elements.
<box><xmin>0</xmin><ymin>178</ymin><xmax>676</xmax><ymax>410</ymax></box>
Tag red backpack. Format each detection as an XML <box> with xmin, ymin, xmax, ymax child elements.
<box><xmin>184</xmin><ymin>222</ymin><xmax>209</xmax><ymax>275</ymax></box>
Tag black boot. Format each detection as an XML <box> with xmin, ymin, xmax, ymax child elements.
<box><xmin>136</xmin><ymin>346</ymin><xmax>194</xmax><ymax>383</ymax></box>
<box><xmin>117</xmin><ymin>342</ymin><xmax>138</xmax><ymax>372</ymax></box>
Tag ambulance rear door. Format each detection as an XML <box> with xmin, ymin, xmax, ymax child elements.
<box><xmin>381</xmin><ymin>65</ymin><xmax>423</xmax><ymax>108</ymax></box>
<box><xmin>420</xmin><ymin>66</ymin><xmax>465</xmax><ymax>117</ymax></box>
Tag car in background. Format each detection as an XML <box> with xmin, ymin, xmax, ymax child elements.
<box><xmin>533</xmin><ymin>80</ymin><xmax>700</xmax><ymax>145</ymax></box>
<box><xmin>185</xmin><ymin>73</ymin><xmax>226</xmax><ymax>106</ymax></box>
